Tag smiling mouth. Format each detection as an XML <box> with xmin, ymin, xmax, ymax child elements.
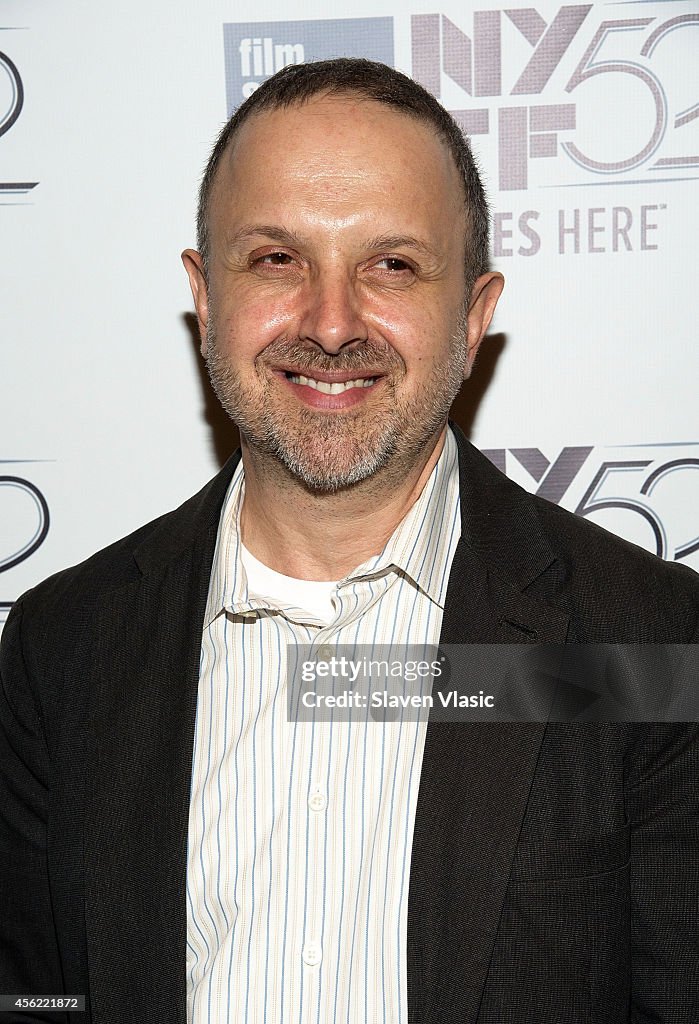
<box><xmin>284</xmin><ymin>373</ymin><xmax>378</xmax><ymax>394</ymax></box>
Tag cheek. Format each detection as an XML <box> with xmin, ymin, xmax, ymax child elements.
<box><xmin>373</xmin><ymin>306</ymin><xmax>452</xmax><ymax>367</ymax></box>
<box><xmin>235</xmin><ymin>286</ymin><xmax>295</xmax><ymax>329</ymax></box>
<box><xmin>215</xmin><ymin>300</ymin><xmax>292</xmax><ymax>358</ymax></box>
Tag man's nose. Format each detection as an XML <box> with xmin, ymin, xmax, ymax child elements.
<box><xmin>298</xmin><ymin>269</ymin><xmax>369</xmax><ymax>353</ymax></box>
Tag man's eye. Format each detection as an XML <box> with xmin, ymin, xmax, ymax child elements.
<box><xmin>257</xmin><ymin>252</ymin><xmax>293</xmax><ymax>266</ymax></box>
<box><xmin>375</xmin><ymin>257</ymin><xmax>412</xmax><ymax>272</ymax></box>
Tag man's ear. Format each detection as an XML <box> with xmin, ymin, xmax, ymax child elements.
<box><xmin>464</xmin><ymin>271</ymin><xmax>505</xmax><ymax>377</ymax></box>
<box><xmin>181</xmin><ymin>249</ymin><xmax>210</xmax><ymax>357</ymax></box>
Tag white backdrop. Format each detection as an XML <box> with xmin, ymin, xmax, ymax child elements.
<box><xmin>2</xmin><ymin>0</ymin><xmax>698</xmax><ymax>629</ymax></box>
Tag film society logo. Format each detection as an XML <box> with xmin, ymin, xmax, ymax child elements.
<box><xmin>224</xmin><ymin>17</ymin><xmax>394</xmax><ymax>109</ymax></box>
<box><xmin>0</xmin><ymin>27</ymin><xmax>37</xmax><ymax>200</ymax></box>
<box><xmin>223</xmin><ymin>4</ymin><xmax>697</xmax><ymax>255</ymax></box>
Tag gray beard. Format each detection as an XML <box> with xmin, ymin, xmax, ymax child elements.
<box><xmin>204</xmin><ymin>312</ymin><xmax>469</xmax><ymax>494</ymax></box>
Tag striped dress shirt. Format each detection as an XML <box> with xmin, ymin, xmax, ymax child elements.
<box><xmin>186</xmin><ymin>426</ymin><xmax>461</xmax><ymax>1023</ymax></box>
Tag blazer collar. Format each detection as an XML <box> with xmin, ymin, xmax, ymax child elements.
<box><xmin>132</xmin><ymin>448</ymin><xmax>242</xmax><ymax>577</ymax></box>
<box><xmin>451</xmin><ymin>420</ymin><xmax>557</xmax><ymax>596</ymax></box>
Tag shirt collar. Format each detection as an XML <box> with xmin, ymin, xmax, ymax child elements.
<box><xmin>203</xmin><ymin>459</ymin><xmax>249</xmax><ymax>628</ymax></box>
<box><xmin>340</xmin><ymin>426</ymin><xmax>460</xmax><ymax>607</ymax></box>
<box><xmin>203</xmin><ymin>426</ymin><xmax>461</xmax><ymax>628</ymax></box>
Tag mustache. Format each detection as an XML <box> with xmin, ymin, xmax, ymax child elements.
<box><xmin>256</xmin><ymin>339</ymin><xmax>405</xmax><ymax>376</ymax></box>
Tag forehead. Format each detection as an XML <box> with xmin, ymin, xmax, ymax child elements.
<box><xmin>208</xmin><ymin>95</ymin><xmax>465</xmax><ymax>241</ymax></box>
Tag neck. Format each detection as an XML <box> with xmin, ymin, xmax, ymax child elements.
<box><xmin>238</xmin><ymin>425</ymin><xmax>448</xmax><ymax>580</ymax></box>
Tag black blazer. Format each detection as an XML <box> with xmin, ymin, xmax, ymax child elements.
<box><xmin>1</xmin><ymin>424</ymin><xmax>698</xmax><ymax>1023</ymax></box>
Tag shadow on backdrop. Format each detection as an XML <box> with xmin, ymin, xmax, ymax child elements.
<box><xmin>184</xmin><ymin>312</ymin><xmax>241</xmax><ymax>468</ymax></box>
<box><xmin>182</xmin><ymin>312</ymin><xmax>507</xmax><ymax>470</ymax></box>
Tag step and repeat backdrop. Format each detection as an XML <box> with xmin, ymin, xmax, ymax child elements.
<box><xmin>2</xmin><ymin>0</ymin><xmax>698</xmax><ymax>628</ymax></box>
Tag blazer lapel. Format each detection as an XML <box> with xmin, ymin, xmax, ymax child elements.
<box><xmin>83</xmin><ymin>456</ymin><xmax>239</xmax><ymax>1023</ymax></box>
<box><xmin>407</xmin><ymin>426</ymin><xmax>570</xmax><ymax>1024</ymax></box>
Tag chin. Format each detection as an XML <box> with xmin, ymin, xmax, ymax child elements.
<box><xmin>272</xmin><ymin>437</ymin><xmax>396</xmax><ymax>494</ymax></box>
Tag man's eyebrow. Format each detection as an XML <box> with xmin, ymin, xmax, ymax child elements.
<box><xmin>226</xmin><ymin>227</ymin><xmax>442</xmax><ymax>260</ymax></box>
<box><xmin>365</xmin><ymin>234</ymin><xmax>441</xmax><ymax>259</ymax></box>
<box><xmin>227</xmin><ymin>224</ymin><xmax>305</xmax><ymax>249</ymax></box>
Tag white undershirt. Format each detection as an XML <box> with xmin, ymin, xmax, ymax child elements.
<box><xmin>240</xmin><ymin>542</ymin><xmax>339</xmax><ymax>623</ymax></box>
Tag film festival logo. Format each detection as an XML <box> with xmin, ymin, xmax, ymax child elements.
<box><xmin>483</xmin><ymin>444</ymin><xmax>699</xmax><ymax>569</ymax></box>
<box><xmin>223</xmin><ymin>9</ymin><xmax>697</xmax><ymax>187</ymax></box>
<box><xmin>0</xmin><ymin>30</ymin><xmax>37</xmax><ymax>200</ymax></box>
<box><xmin>411</xmin><ymin>4</ymin><xmax>698</xmax><ymax>191</ymax></box>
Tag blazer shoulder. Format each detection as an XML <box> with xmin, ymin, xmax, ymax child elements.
<box><xmin>12</xmin><ymin>453</ymin><xmax>239</xmax><ymax>628</ymax></box>
<box><xmin>451</xmin><ymin>425</ymin><xmax>698</xmax><ymax>639</ymax></box>
<box><xmin>529</xmin><ymin>490</ymin><xmax>699</xmax><ymax>638</ymax></box>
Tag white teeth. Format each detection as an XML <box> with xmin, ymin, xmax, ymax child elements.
<box><xmin>288</xmin><ymin>374</ymin><xmax>376</xmax><ymax>394</ymax></box>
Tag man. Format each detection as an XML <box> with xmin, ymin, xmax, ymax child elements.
<box><xmin>0</xmin><ymin>58</ymin><xmax>697</xmax><ymax>1024</ymax></box>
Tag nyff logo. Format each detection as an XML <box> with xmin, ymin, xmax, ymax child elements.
<box><xmin>484</xmin><ymin>444</ymin><xmax>699</xmax><ymax>567</ymax></box>
<box><xmin>224</xmin><ymin>18</ymin><xmax>394</xmax><ymax>113</ymax></box>
<box><xmin>411</xmin><ymin>5</ymin><xmax>699</xmax><ymax>189</ymax></box>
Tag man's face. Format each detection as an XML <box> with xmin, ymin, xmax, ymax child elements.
<box><xmin>184</xmin><ymin>94</ymin><xmax>501</xmax><ymax>492</ymax></box>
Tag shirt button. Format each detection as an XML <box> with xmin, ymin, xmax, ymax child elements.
<box><xmin>308</xmin><ymin>788</ymin><xmax>327</xmax><ymax>812</ymax></box>
<box><xmin>317</xmin><ymin>645</ymin><xmax>334</xmax><ymax>661</ymax></box>
<box><xmin>303</xmin><ymin>942</ymin><xmax>322</xmax><ymax>967</ymax></box>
